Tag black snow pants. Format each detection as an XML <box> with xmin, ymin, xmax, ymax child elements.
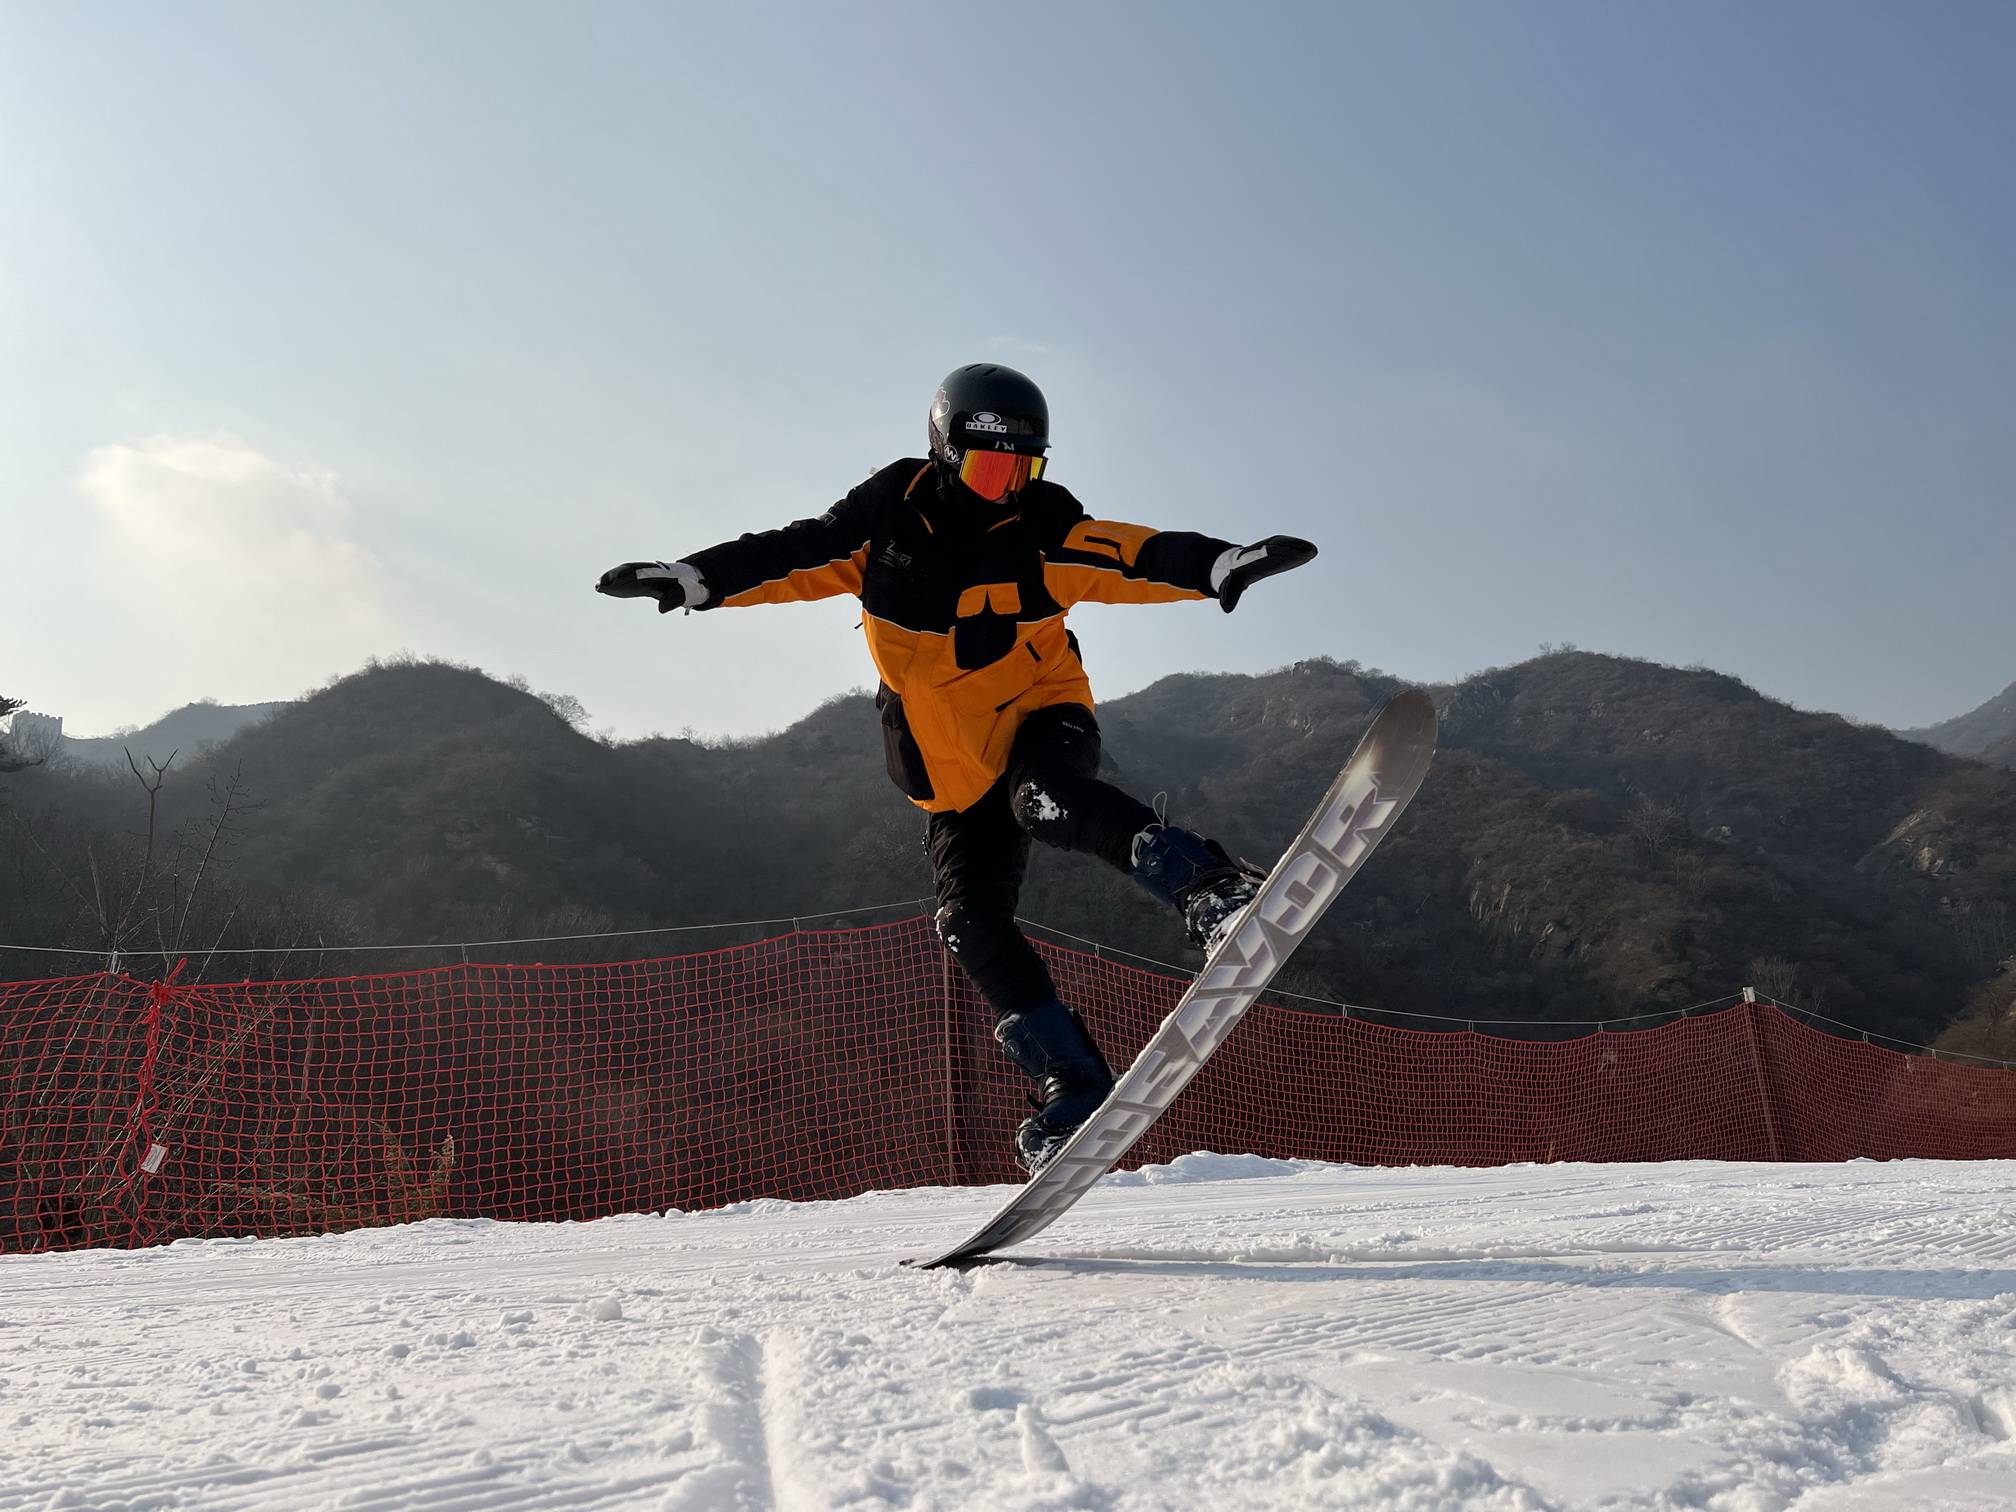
<box><xmin>928</xmin><ymin>704</ymin><xmax>1157</xmax><ymax>1017</ymax></box>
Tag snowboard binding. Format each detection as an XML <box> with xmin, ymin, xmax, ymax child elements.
<box><xmin>1130</xmin><ymin>824</ymin><xmax>1268</xmax><ymax>952</ymax></box>
<box><xmin>993</xmin><ymin>1001</ymin><xmax>1115</xmax><ymax>1174</ymax></box>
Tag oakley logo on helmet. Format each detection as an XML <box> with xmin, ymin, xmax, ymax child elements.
<box><xmin>929</xmin><ymin>364</ymin><xmax>1047</xmax><ymax>472</ymax></box>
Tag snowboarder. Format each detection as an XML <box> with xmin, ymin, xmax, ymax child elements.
<box><xmin>598</xmin><ymin>364</ymin><xmax>1315</xmax><ymax>1171</ymax></box>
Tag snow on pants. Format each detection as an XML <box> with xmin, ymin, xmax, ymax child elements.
<box><xmin>928</xmin><ymin>703</ymin><xmax>1157</xmax><ymax>1017</ymax></box>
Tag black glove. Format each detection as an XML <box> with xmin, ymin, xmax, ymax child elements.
<box><xmin>595</xmin><ymin>560</ymin><xmax>703</xmax><ymax>613</ymax></box>
<box><xmin>1214</xmin><ymin>536</ymin><xmax>1317</xmax><ymax>613</ymax></box>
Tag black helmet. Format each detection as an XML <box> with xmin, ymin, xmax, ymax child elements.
<box><xmin>928</xmin><ymin>364</ymin><xmax>1049</xmax><ymax>468</ymax></box>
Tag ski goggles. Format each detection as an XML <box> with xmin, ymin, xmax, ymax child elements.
<box><xmin>958</xmin><ymin>448</ymin><xmax>1046</xmax><ymax>501</ymax></box>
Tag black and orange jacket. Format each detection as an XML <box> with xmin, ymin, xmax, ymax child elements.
<box><xmin>684</xmin><ymin>459</ymin><xmax>1233</xmax><ymax>814</ymax></box>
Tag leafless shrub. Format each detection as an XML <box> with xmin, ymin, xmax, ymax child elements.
<box><xmin>1747</xmin><ymin>955</ymin><xmax>1802</xmax><ymax>1003</ymax></box>
<box><xmin>1626</xmin><ymin>795</ymin><xmax>1685</xmax><ymax>860</ymax></box>
<box><xmin>1947</xmin><ymin>901</ymin><xmax>2015</xmax><ymax>976</ymax></box>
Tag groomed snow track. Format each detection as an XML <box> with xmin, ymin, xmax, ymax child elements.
<box><xmin>6</xmin><ymin>1157</ymin><xmax>2016</xmax><ymax>1509</ymax></box>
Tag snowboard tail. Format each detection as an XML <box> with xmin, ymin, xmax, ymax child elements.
<box><xmin>907</xmin><ymin>687</ymin><xmax>1439</xmax><ymax>1268</ymax></box>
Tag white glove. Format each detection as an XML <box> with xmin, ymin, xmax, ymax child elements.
<box><xmin>1210</xmin><ymin>536</ymin><xmax>1317</xmax><ymax>612</ymax></box>
<box><xmin>595</xmin><ymin>560</ymin><xmax>709</xmax><ymax>612</ymax></box>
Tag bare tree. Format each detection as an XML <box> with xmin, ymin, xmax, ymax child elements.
<box><xmin>538</xmin><ymin>690</ymin><xmax>591</xmax><ymax>729</ymax></box>
<box><xmin>8</xmin><ymin>747</ymin><xmax>260</xmax><ymax>969</ymax></box>
<box><xmin>1625</xmin><ymin>794</ymin><xmax>1685</xmax><ymax>861</ymax></box>
<box><xmin>1669</xmin><ymin>848</ymin><xmax>1714</xmax><ymax>902</ymax></box>
<box><xmin>1948</xmin><ymin>901</ymin><xmax>2016</xmax><ymax>977</ymax></box>
<box><xmin>1747</xmin><ymin>955</ymin><xmax>1802</xmax><ymax>1003</ymax></box>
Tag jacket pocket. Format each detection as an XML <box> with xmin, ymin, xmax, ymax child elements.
<box><xmin>953</xmin><ymin>610</ymin><xmax>1018</xmax><ymax>671</ymax></box>
<box><xmin>875</xmin><ymin>684</ymin><xmax>935</xmax><ymax>801</ymax></box>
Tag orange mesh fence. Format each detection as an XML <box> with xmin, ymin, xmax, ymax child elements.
<box><xmin>4</xmin><ymin>915</ymin><xmax>2013</xmax><ymax>1254</ymax></box>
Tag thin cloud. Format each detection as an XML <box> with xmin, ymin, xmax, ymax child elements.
<box><xmin>75</xmin><ymin>434</ymin><xmax>394</xmax><ymax>701</ymax></box>
<box><xmin>978</xmin><ymin>337</ymin><xmax>1055</xmax><ymax>358</ymax></box>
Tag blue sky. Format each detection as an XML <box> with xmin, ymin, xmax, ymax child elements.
<box><xmin>4</xmin><ymin>1</ymin><xmax>2011</xmax><ymax>739</ymax></box>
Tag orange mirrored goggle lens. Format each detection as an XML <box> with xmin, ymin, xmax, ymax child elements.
<box><xmin>958</xmin><ymin>449</ymin><xmax>1045</xmax><ymax>499</ymax></box>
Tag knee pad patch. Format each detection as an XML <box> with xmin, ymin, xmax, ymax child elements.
<box><xmin>934</xmin><ymin>899</ymin><xmax>1058</xmax><ymax>1014</ymax></box>
<box><xmin>935</xmin><ymin>900</ymin><xmax>1016</xmax><ymax>965</ymax></box>
<box><xmin>1011</xmin><ymin>778</ymin><xmax>1071</xmax><ymax>835</ymax></box>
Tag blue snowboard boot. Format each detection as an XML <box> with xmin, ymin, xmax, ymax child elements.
<box><xmin>1131</xmin><ymin>823</ymin><xmax>1267</xmax><ymax>952</ymax></box>
<box><xmin>994</xmin><ymin>1001</ymin><xmax>1115</xmax><ymax>1174</ymax></box>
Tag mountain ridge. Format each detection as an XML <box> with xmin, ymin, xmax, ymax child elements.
<box><xmin>1903</xmin><ymin>678</ymin><xmax>2016</xmax><ymax>768</ymax></box>
<box><xmin>53</xmin><ymin>700</ymin><xmax>289</xmax><ymax>771</ymax></box>
<box><xmin>5</xmin><ymin>652</ymin><xmax>2013</xmax><ymax>1054</ymax></box>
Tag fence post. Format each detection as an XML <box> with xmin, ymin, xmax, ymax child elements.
<box><xmin>117</xmin><ymin>973</ymin><xmax>173</xmax><ymax>1248</ymax></box>
<box><xmin>941</xmin><ymin>924</ymin><xmax>958</xmax><ymax>1188</ymax></box>
<box><xmin>1740</xmin><ymin>992</ymin><xmax>1785</xmax><ymax>1162</ymax></box>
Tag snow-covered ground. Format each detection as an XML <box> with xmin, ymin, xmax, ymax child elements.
<box><xmin>6</xmin><ymin>1158</ymin><xmax>2016</xmax><ymax>1511</ymax></box>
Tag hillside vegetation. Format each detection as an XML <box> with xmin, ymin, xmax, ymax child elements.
<box><xmin>5</xmin><ymin>653</ymin><xmax>2014</xmax><ymax>1051</ymax></box>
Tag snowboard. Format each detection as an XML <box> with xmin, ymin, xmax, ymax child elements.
<box><xmin>907</xmin><ymin>687</ymin><xmax>1439</xmax><ymax>1269</ymax></box>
